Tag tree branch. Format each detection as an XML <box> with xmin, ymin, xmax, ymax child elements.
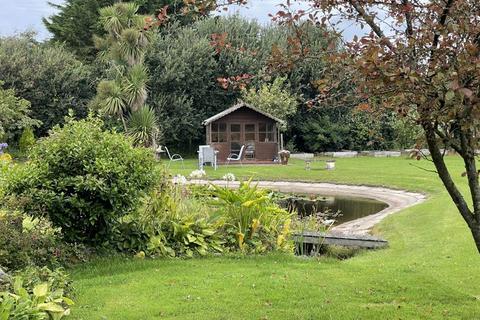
<box><xmin>430</xmin><ymin>0</ymin><xmax>456</xmax><ymax>56</ymax></box>
<box><xmin>402</xmin><ymin>0</ymin><xmax>414</xmax><ymax>37</ymax></box>
<box><xmin>433</xmin><ymin>124</ymin><xmax>463</xmax><ymax>156</ymax></box>
<box><xmin>408</xmin><ymin>162</ymin><xmax>438</xmax><ymax>174</ymax></box>
<box><xmin>347</xmin><ymin>0</ymin><xmax>395</xmax><ymax>52</ymax></box>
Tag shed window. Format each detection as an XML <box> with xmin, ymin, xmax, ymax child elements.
<box><xmin>259</xmin><ymin>123</ymin><xmax>275</xmax><ymax>142</ymax></box>
<box><xmin>230</xmin><ymin>124</ymin><xmax>241</xmax><ymax>142</ymax></box>
<box><xmin>244</xmin><ymin>124</ymin><xmax>255</xmax><ymax>142</ymax></box>
<box><xmin>211</xmin><ymin>123</ymin><xmax>227</xmax><ymax>142</ymax></box>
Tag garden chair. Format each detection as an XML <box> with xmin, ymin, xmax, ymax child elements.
<box><xmin>198</xmin><ymin>145</ymin><xmax>218</xmax><ymax>170</ymax></box>
<box><xmin>163</xmin><ymin>146</ymin><xmax>184</xmax><ymax>168</ymax></box>
<box><xmin>226</xmin><ymin>144</ymin><xmax>245</xmax><ymax>166</ymax></box>
<box><xmin>245</xmin><ymin>143</ymin><xmax>255</xmax><ymax>160</ymax></box>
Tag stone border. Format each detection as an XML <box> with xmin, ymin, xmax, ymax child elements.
<box><xmin>188</xmin><ymin>180</ymin><xmax>427</xmax><ymax>235</ymax></box>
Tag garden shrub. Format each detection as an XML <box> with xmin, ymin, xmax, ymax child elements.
<box><xmin>118</xmin><ymin>176</ymin><xmax>224</xmax><ymax>257</ymax></box>
<box><xmin>0</xmin><ymin>210</ymin><xmax>70</xmax><ymax>272</ymax></box>
<box><xmin>18</xmin><ymin>126</ymin><xmax>35</xmax><ymax>154</ymax></box>
<box><xmin>3</xmin><ymin>116</ymin><xmax>158</xmax><ymax>245</ymax></box>
<box><xmin>0</xmin><ymin>34</ymin><xmax>94</xmax><ymax>136</ymax></box>
<box><xmin>210</xmin><ymin>180</ymin><xmax>293</xmax><ymax>253</ymax></box>
<box><xmin>1</xmin><ymin>266</ymin><xmax>74</xmax><ymax>297</ymax></box>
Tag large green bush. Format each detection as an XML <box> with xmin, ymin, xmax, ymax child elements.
<box><xmin>4</xmin><ymin>117</ymin><xmax>158</xmax><ymax>244</ymax></box>
<box><xmin>0</xmin><ymin>34</ymin><xmax>94</xmax><ymax>136</ymax></box>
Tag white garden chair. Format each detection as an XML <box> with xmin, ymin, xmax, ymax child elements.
<box><xmin>198</xmin><ymin>145</ymin><xmax>218</xmax><ymax>170</ymax></box>
<box><xmin>226</xmin><ymin>145</ymin><xmax>245</xmax><ymax>166</ymax></box>
<box><xmin>163</xmin><ymin>146</ymin><xmax>184</xmax><ymax>168</ymax></box>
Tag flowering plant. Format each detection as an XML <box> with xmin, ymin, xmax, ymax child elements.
<box><xmin>172</xmin><ymin>174</ymin><xmax>187</xmax><ymax>185</ymax></box>
<box><xmin>0</xmin><ymin>143</ymin><xmax>7</xmax><ymax>154</ymax></box>
<box><xmin>189</xmin><ymin>169</ymin><xmax>206</xmax><ymax>179</ymax></box>
<box><xmin>222</xmin><ymin>173</ymin><xmax>235</xmax><ymax>182</ymax></box>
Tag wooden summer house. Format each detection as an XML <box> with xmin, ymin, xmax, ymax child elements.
<box><xmin>203</xmin><ymin>101</ymin><xmax>283</xmax><ymax>163</ymax></box>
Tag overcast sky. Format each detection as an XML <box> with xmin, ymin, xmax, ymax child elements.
<box><xmin>0</xmin><ymin>0</ymin><xmax>362</xmax><ymax>40</ymax></box>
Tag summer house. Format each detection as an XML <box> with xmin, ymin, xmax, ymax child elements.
<box><xmin>202</xmin><ymin>101</ymin><xmax>283</xmax><ymax>163</ymax></box>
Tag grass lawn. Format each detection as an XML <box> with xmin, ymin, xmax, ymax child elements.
<box><xmin>71</xmin><ymin>157</ymin><xmax>480</xmax><ymax>319</ymax></box>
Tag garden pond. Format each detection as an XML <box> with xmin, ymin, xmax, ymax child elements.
<box><xmin>276</xmin><ymin>193</ymin><xmax>388</xmax><ymax>225</ymax></box>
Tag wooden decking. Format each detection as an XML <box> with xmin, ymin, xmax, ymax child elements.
<box><xmin>293</xmin><ymin>231</ymin><xmax>388</xmax><ymax>249</ymax></box>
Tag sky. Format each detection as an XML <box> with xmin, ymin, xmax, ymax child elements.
<box><xmin>0</xmin><ymin>0</ymin><xmax>363</xmax><ymax>40</ymax></box>
<box><xmin>0</xmin><ymin>0</ymin><xmax>63</xmax><ymax>39</ymax></box>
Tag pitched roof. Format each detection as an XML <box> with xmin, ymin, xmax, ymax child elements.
<box><xmin>202</xmin><ymin>101</ymin><xmax>284</xmax><ymax>125</ymax></box>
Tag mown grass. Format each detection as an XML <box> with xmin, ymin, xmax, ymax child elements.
<box><xmin>70</xmin><ymin>156</ymin><xmax>480</xmax><ymax>319</ymax></box>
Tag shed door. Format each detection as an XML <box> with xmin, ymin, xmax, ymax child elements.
<box><xmin>230</xmin><ymin>123</ymin><xmax>242</xmax><ymax>155</ymax></box>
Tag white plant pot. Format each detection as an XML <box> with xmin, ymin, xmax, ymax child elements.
<box><xmin>326</xmin><ymin>160</ymin><xmax>336</xmax><ymax>170</ymax></box>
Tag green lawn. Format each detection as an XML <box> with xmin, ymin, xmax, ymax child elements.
<box><xmin>71</xmin><ymin>157</ymin><xmax>480</xmax><ymax>319</ymax></box>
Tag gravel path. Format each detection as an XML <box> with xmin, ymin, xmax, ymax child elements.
<box><xmin>188</xmin><ymin>180</ymin><xmax>427</xmax><ymax>235</ymax></box>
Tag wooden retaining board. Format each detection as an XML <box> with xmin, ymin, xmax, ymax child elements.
<box><xmin>293</xmin><ymin>231</ymin><xmax>388</xmax><ymax>249</ymax></box>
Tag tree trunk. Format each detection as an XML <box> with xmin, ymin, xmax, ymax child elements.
<box><xmin>423</xmin><ymin>122</ymin><xmax>480</xmax><ymax>253</ymax></box>
<box><xmin>471</xmin><ymin>224</ymin><xmax>480</xmax><ymax>254</ymax></box>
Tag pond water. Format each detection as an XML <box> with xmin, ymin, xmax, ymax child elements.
<box><xmin>277</xmin><ymin>194</ymin><xmax>388</xmax><ymax>225</ymax></box>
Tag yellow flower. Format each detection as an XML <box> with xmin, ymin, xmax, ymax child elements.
<box><xmin>0</xmin><ymin>153</ymin><xmax>12</xmax><ymax>162</ymax></box>
<box><xmin>237</xmin><ymin>232</ymin><xmax>245</xmax><ymax>250</ymax></box>
<box><xmin>134</xmin><ymin>251</ymin><xmax>146</xmax><ymax>259</ymax></box>
<box><xmin>251</xmin><ymin>219</ymin><xmax>261</xmax><ymax>234</ymax></box>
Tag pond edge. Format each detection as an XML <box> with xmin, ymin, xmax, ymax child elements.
<box><xmin>187</xmin><ymin>180</ymin><xmax>427</xmax><ymax>235</ymax></box>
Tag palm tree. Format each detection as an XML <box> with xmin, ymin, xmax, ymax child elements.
<box><xmin>96</xmin><ymin>80</ymin><xmax>128</xmax><ymax>131</ymax></box>
<box><xmin>123</xmin><ymin>64</ymin><xmax>148</xmax><ymax>112</ymax></box>
<box><xmin>94</xmin><ymin>2</ymin><xmax>158</xmax><ymax>146</ymax></box>
<box><xmin>127</xmin><ymin>106</ymin><xmax>159</xmax><ymax>147</ymax></box>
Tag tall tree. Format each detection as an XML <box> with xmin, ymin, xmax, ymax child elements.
<box><xmin>93</xmin><ymin>2</ymin><xmax>158</xmax><ymax>147</ymax></box>
<box><xmin>43</xmin><ymin>0</ymin><xmax>112</xmax><ymax>60</ymax></box>
<box><xmin>242</xmin><ymin>76</ymin><xmax>298</xmax><ymax>126</ymax></box>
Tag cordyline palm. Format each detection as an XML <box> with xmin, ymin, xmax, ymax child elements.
<box><xmin>94</xmin><ymin>2</ymin><xmax>158</xmax><ymax>146</ymax></box>
<box><xmin>96</xmin><ymin>79</ymin><xmax>128</xmax><ymax>131</ymax></box>
<box><xmin>123</xmin><ymin>64</ymin><xmax>149</xmax><ymax>111</ymax></box>
<box><xmin>97</xmin><ymin>2</ymin><xmax>152</xmax><ymax>67</ymax></box>
<box><xmin>128</xmin><ymin>106</ymin><xmax>158</xmax><ymax>147</ymax></box>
